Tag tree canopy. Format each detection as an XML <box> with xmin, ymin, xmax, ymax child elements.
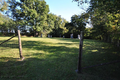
<box><xmin>7</xmin><ymin>0</ymin><xmax>49</xmax><ymax>36</ymax></box>
<box><xmin>0</xmin><ymin>0</ymin><xmax>119</xmax><ymax>45</ymax></box>
<box><xmin>73</xmin><ymin>0</ymin><xmax>120</xmax><ymax>45</ymax></box>
<box><xmin>0</xmin><ymin>0</ymin><xmax>8</xmax><ymax>12</ymax></box>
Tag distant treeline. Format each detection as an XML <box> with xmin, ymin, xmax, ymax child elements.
<box><xmin>0</xmin><ymin>0</ymin><xmax>120</xmax><ymax>46</ymax></box>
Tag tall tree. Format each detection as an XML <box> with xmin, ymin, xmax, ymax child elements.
<box><xmin>20</xmin><ymin>0</ymin><xmax>49</xmax><ymax>36</ymax></box>
<box><xmin>7</xmin><ymin>0</ymin><xmax>24</xmax><ymax>34</ymax></box>
<box><xmin>88</xmin><ymin>0</ymin><xmax>120</xmax><ymax>40</ymax></box>
<box><xmin>74</xmin><ymin>0</ymin><xmax>120</xmax><ymax>41</ymax></box>
<box><xmin>71</xmin><ymin>13</ymin><xmax>87</xmax><ymax>32</ymax></box>
<box><xmin>0</xmin><ymin>13</ymin><xmax>10</xmax><ymax>34</ymax></box>
<box><xmin>45</xmin><ymin>13</ymin><xmax>56</xmax><ymax>35</ymax></box>
<box><xmin>8</xmin><ymin>0</ymin><xmax>49</xmax><ymax>36</ymax></box>
<box><xmin>51</xmin><ymin>15</ymin><xmax>68</xmax><ymax>37</ymax></box>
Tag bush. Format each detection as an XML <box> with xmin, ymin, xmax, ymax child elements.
<box><xmin>6</xmin><ymin>33</ymin><xmax>15</xmax><ymax>36</ymax></box>
<box><xmin>0</xmin><ymin>33</ymin><xmax>4</xmax><ymax>36</ymax></box>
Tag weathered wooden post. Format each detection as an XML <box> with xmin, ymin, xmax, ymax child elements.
<box><xmin>18</xmin><ymin>30</ymin><xmax>24</xmax><ymax>59</ymax></box>
<box><xmin>117</xmin><ymin>40</ymin><xmax>119</xmax><ymax>47</ymax></box>
<box><xmin>76</xmin><ymin>31</ymin><xmax>83</xmax><ymax>73</ymax></box>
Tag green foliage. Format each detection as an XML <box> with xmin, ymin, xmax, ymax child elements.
<box><xmin>7</xmin><ymin>0</ymin><xmax>49</xmax><ymax>36</ymax></box>
<box><xmin>0</xmin><ymin>13</ymin><xmax>14</xmax><ymax>35</ymax></box>
<box><xmin>73</xmin><ymin>0</ymin><xmax>120</xmax><ymax>45</ymax></box>
<box><xmin>49</xmin><ymin>15</ymin><xmax>68</xmax><ymax>37</ymax></box>
<box><xmin>0</xmin><ymin>32</ymin><xmax>4</xmax><ymax>36</ymax></box>
<box><xmin>71</xmin><ymin>14</ymin><xmax>86</xmax><ymax>32</ymax></box>
<box><xmin>84</xmin><ymin>28</ymin><xmax>92</xmax><ymax>39</ymax></box>
<box><xmin>72</xmin><ymin>0</ymin><xmax>89</xmax><ymax>6</ymax></box>
<box><xmin>90</xmin><ymin>1</ymin><xmax>120</xmax><ymax>41</ymax></box>
<box><xmin>3</xmin><ymin>0</ymin><xmax>69</xmax><ymax>37</ymax></box>
<box><xmin>0</xmin><ymin>13</ymin><xmax>4</xmax><ymax>25</ymax></box>
<box><xmin>21</xmin><ymin>0</ymin><xmax>49</xmax><ymax>36</ymax></box>
<box><xmin>0</xmin><ymin>0</ymin><xmax>8</xmax><ymax>12</ymax></box>
<box><xmin>73</xmin><ymin>0</ymin><xmax>119</xmax><ymax>41</ymax></box>
<box><xmin>64</xmin><ymin>13</ymin><xmax>89</xmax><ymax>38</ymax></box>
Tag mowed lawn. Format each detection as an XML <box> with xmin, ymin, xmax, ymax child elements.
<box><xmin>0</xmin><ymin>37</ymin><xmax>120</xmax><ymax>80</ymax></box>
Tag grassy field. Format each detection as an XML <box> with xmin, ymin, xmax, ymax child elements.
<box><xmin>0</xmin><ymin>37</ymin><xmax>120</xmax><ymax>80</ymax></box>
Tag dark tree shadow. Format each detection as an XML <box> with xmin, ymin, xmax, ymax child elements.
<box><xmin>0</xmin><ymin>39</ymin><xmax>120</xmax><ymax>80</ymax></box>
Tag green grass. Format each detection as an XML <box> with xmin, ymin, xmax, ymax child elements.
<box><xmin>0</xmin><ymin>37</ymin><xmax>120</xmax><ymax>80</ymax></box>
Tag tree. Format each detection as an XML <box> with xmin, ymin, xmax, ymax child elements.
<box><xmin>71</xmin><ymin>14</ymin><xmax>86</xmax><ymax>32</ymax></box>
<box><xmin>0</xmin><ymin>0</ymin><xmax>8</xmax><ymax>12</ymax></box>
<box><xmin>64</xmin><ymin>13</ymin><xmax>89</xmax><ymax>38</ymax></box>
<box><xmin>21</xmin><ymin>0</ymin><xmax>49</xmax><ymax>36</ymax></box>
<box><xmin>72</xmin><ymin>0</ymin><xmax>89</xmax><ymax>6</ymax></box>
<box><xmin>74</xmin><ymin>0</ymin><xmax>120</xmax><ymax>41</ymax></box>
<box><xmin>0</xmin><ymin>13</ymin><xmax>10</xmax><ymax>34</ymax></box>
<box><xmin>51</xmin><ymin>15</ymin><xmax>68</xmax><ymax>37</ymax></box>
<box><xmin>8</xmin><ymin>0</ymin><xmax>49</xmax><ymax>36</ymax></box>
<box><xmin>0</xmin><ymin>13</ymin><xmax>4</xmax><ymax>26</ymax></box>
<box><xmin>71</xmin><ymin>13</ymin><xmax>89</xmax><ymax>33</ymax></box>
<box><xmin>7</xmin><ymin>0</ymin><xmax>25</xmax><ymax>34</ymax></box>
<box><xmin>43</xmin><ymin>13</ymin><xmax>56</xmax><ymax>36</ymax></box>
<box><xmin>84</xmin><ymin>27</ymin><xmax>92</xmax><ymax>39</ymax></box>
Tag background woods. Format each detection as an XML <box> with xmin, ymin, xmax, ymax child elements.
<box><xmin>0</xmin><ymin>0</ymin><xmax>120</xmax><ymax>45</ymax></box>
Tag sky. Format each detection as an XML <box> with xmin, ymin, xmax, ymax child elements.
<box><xmin>4</xmin><ymin>0</ymin><xmax>91</xmax><ymax>27</ymax></box>
<box><xmin>45</xmin><ymin>0</ymin><xmax>89</xmax><ymax>22</ymax></box>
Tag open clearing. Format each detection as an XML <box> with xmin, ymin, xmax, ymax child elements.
<box><xmin>0</xmin><ymin>37</ymin><xmax>120</xmax><ymax>80</ymax></box>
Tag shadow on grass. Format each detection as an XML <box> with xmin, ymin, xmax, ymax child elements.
<box><xmin>0</xmin><ymin>40</ymin><xmax>18</xmax><ymax>48</ymax></box>
<box><xmin>0</xmin><ymin>40</ymin><xmax>79</xmax><ymax>80</ymax></box>
<box><xmin>51</xmin><ymin>38</ymin><xmax>80</xmax><ymax>42</ymax></box>
<box><xmin>81</xmin><ymin>39</ymin><xmax>120</xmax><ymax>80</ymax></box>
<box><xmin>0</xmin><ymin>38</ymin><xmax>120</xmax><ymax>80</ymax></box>
<box><xmin>0</xmin><ymin>55</ymin><xmax>78</xmax><ymax>80</ymax></box>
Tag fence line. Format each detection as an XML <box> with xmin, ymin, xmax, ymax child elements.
<box><xmin>0</xmin><ymin>30</ymin><xmax>24</xmax><ymax>60</ymax></box>
<box><xmin>0</xmin><ymin>35</ymin><xmax>17</xmax><ymax>46</ymax></box>
<box><xmin>83</xmin><ymin>60</ymin><xmax>120</xmax><ymax>69</ymax></box>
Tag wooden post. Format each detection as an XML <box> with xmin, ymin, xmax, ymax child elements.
<box><xmin>117</xmin><ymin>40</ymin><xmax>119</xmax><ymax>47</ymax></box>
<box><xmin>18</xmin><ymin>30</ymin><xmax>23</xmax><ymax>59</ymax></box>
<box><xmin>76</xmin><ymin>31</ymin><xmax>83</xmax><ymax>73</ymax></box>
